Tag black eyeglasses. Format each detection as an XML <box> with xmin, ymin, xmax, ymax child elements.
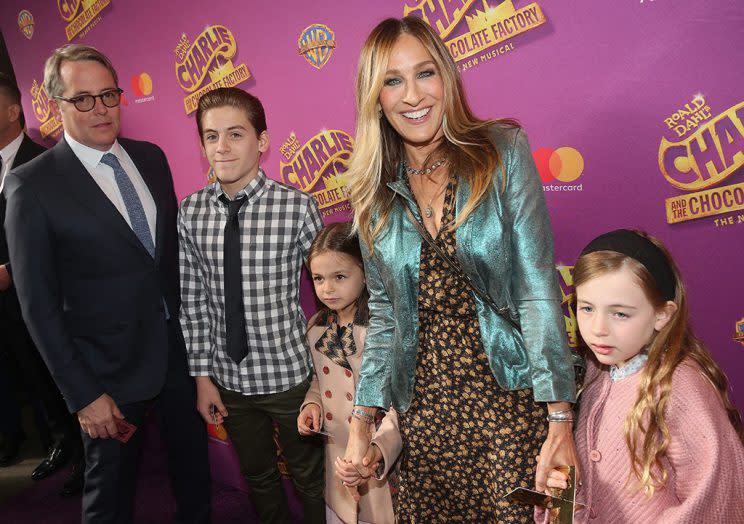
<box><xmin>54</xmin><ymin>88</ymin><xmax>123</xmax><ymax>112</ymax></box>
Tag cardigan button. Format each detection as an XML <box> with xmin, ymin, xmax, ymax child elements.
<box><xmin>344</xmin><ymin>369</ymin><xmax>352</xmax><ymax>378</ymax></box>
<box><xmin>589</xmin><ymin>449</ymin><xmax>602</xmax><ymax>462</ymax></box>
<box><xmin>322</xmin><ymin>366</ymin><xmax>330</xmax><ymax>375</ymax></box>
<box><xmin>324</xmin><ymin>390</ymin><xmax>332</xmax><ymax>399</ymax></box>
<box><xmin>346</xmin><ymin>392</ymin><xmax>353</xmax><ymax>401</ymax></box>
<box><xmin>325</xmin><ymin>412</ymin><xmax>333</xmax><ymax>421</ymax></box>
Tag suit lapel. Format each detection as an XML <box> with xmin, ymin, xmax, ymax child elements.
<box><xmin>12</xmin><ymin>136</ymin><xmax>34</xmax><ymax>168</ymax></box>
<box><xmin>121</xmin><ymin>139</ymin><xmax>165</xmax><ymax>265</ymax></box>
<box><xmin>12</xmin><ymin>135</ymin><xmax>46</xmax><ymax>169</ymax></box>
<box><xmin>54</xmin><ymin>138</ymin><xmax>154</xmax><ymax>261</ymax></box>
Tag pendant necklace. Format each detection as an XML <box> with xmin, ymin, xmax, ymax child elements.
<box><xmin>423</xmin><ymin>176</ymin><xmax>449</xmax><ymax>218</ymax></box>
<box><xmin>404</xmin><ymin>159</ymin><xmax>449</xmax><ymax>218</ymax></box>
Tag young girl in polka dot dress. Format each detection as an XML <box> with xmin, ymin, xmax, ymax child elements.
<box><xmin>298</xmin><ymin>222</ymin><xmax>401</xmax><ymax>524</ymax></box>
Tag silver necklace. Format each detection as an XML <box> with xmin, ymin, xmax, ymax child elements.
<box><xmin>403</xmin><ymin>158</ymin><xmax>446</xmax><ymax>177</ymax></box>
<box><xmin>410</xmin><ymin>172</ymin><xmax>450</xmax><ymax>219</ymax></box>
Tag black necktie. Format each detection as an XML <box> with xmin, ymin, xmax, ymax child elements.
<box><xmin>220</xmin><ymin>194</ymin><xmax>248</xmax><ymax>364</ymax></box>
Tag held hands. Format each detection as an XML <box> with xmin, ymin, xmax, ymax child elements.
<box><xmin>535</xmin><ymin>420</ymin><xmax>581</xmax><ymax>492</ymax></box>
<box><xmin>339</xmin><ymin>417</ymin><xmax>375</xmax><ymax>502</ymax></box>
<box><xmin>77</xmin><ymin>393</ymin><xmax>124</xmax><ymax>439</ymax></box>
<box><xmin>334</xmin><ymin>442</ymin><xmax>382</xmax><ymax>489</ymax></box>
<box><xmin>546</xmin><ymin>465</ymin><xmax>572</xmax><ymax>491</ymax></box>
<box><xmin>195</xmin><ymin>376</ymin><xmax>228</xmax><ymax>425</ymax></box>
<box><xmin>297</xmin><ymin>403</ymin><xmax>322</xmax><ymax>436</ymax></box>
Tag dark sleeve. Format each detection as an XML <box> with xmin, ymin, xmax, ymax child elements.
<box><xmin>4</xmin><ymin>172</ymin><xmax>104</xmax><ymax>412</ymax></box>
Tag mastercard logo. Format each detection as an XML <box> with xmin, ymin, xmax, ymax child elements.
<box><xmin>131</xmin><ymin>72</ymin><xmax>153</xmax><ymax>97</ymax></box>
<box><xmin>534</xmin><ymin>147</ymin><xmax>585</xmax><ymax>183</ymax></box>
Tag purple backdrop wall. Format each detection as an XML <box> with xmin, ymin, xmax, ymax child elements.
<box><xmin>3</xmin><ymin>0</ymin><xmax>743</xmax><ymax>488</ymax></box>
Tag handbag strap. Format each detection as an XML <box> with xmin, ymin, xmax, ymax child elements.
<box><xmin>401</xmin><ymin>198</ymin><xmax>519</xmax><ymax>330</ymax></box>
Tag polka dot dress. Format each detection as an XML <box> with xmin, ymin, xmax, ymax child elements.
<box><xmin>396</xmin><ymin>179</ymin><xmax>548</xmax><ymax>523</ymax></box>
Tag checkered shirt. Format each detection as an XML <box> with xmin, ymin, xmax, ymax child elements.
<box><xmin>178</xmin><ymin>169</ymin><xmax>323</xmax><ymax>395</ymax></box>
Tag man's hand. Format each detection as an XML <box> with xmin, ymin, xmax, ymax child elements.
<box><xmin>0</xmin><ymin>264</ymin><xmax>11</xmax><ymax>291</ymax></box>
<box><xmin>77</xmin><ymin>393</ymin><xmax>124</xmax><ymax>439</ymax></box>
<box><xmin>195</xmin><ymin>376</ymin><xmax>227</xmax><ymax>425</ymax></box>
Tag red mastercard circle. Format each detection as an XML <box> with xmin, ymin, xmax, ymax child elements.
<box><xmin>533</xmin><ymin>147</ymin><xmax>584</xmax><ymax>183</ymax></box>
<box><xmin>130</xmin><ymin>73</ymin><xmax>153</xmax><ymax>97</ymax></box>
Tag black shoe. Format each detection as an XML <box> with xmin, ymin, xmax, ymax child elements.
<box><xmin>59</xmin><ymin>460</ymin><xmax>85</xmax><ymax>497</ymax></box>
<box><xmin>31</xmin><ymin>441</ymin><xmax>70</xmax><ymax>481</ymax></box>
<box><xmin>0</xmin><ymin>432</ymin><xmax>25</xmax><ymax>467</ymax></box>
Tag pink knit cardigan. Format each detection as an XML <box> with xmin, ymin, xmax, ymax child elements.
<box><xmin>553</xmin><ymin>357</ymin><xmax>744</xmax><ymax>523</ymax></box>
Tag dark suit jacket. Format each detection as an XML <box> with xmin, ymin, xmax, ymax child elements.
<box><xmin>4</xmin><ymin>137</ymin><xmax>181</xmax><ymax>413</ymax></box>
<box><xmin>1</xmin><ymin>134</ymin><xmax>47</xmax><ymax>320</ymax></box>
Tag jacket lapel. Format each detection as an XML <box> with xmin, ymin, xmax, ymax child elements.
<box><xmin>53</xmin><ymin>138</ymin><xmax>154</xmax><ymax>261</ymax></box>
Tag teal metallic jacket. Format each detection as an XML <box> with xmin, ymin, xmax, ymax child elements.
<box><xmin>355</xmin><ymin>126</ymin><xmax>577</xmax><ymax>412</ymax></box>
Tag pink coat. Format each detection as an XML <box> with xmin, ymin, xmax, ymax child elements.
<box><xmin>548</xmin><ymin>357</ymin><xmax>744</xmax><ymax>523</ymax></box>
<box><xmin>302</xmin><ymin>321</ymin><xmax>402</xmax><ymax>524</ymax></box>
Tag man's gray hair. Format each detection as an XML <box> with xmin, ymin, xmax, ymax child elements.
<box><xmin>43</xmin><ymin>44</ymin><xmax>118</xmax><ymax>98</ymax></box>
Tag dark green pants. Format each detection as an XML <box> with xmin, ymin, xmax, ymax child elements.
<box><xmin>218</xmin><ymin>376</ymin><xmax>325</xmax><ymax>524</ymax></box>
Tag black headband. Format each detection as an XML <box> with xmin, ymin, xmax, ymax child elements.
<box><xmin>579</xmin><ymin>229</ymin><xmax>676</xmax><ymax>301</ymax></box>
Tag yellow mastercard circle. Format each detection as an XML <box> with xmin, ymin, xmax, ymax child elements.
<box><xmin>552</xmin><ymin>147</ymin><xmax>584</xmax><ymax>182</ymax></box>
<box><xmin>138</xmin><ymin>73</ymin><xmax>153</xmax><ymax>96</ymax></box>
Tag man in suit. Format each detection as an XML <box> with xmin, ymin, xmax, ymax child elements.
<box><xmin>0</xmin><ymin>73</ymin><xmax>85</xmax><ymax>495</ymax></box>
<box><xmin>4</xmin><ymin>45</ymin><xmax>211</xmax><ymax>523</ymax></box>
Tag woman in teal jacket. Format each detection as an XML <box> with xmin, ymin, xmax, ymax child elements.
<box><xmin>341</xmin><ymin>17</ymin><xmax>578</xmax><ymax>522</ymax></box>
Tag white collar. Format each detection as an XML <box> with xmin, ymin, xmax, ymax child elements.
<box><xmin>65</xmin><ymin>130</ymin><xmax>121</xmax><ymax>167</ymax></box>
<box><xmin>609</xmin><ymin>351</ymin><xmax>648</xmax><ymax>382</ymax></box>
<box><xmin>0</xmin><ymin>131</ymin><xmax>24</xmax><ymax>164</ymax></box>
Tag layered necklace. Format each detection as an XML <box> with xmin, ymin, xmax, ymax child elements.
<box><xmin>404</xmin><ymin>159</ymin><xmax>449</xmax><ymax>219</ymax></box>
<box><xmin>404</xmin><ymin>158</ymin><xmax>446</xmax><ymax>177</ymax></box>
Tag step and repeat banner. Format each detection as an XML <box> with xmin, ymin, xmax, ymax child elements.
<box><xmin>2</xmin><ymin>0</ymin><xmax>743</xmax><ymax>487</ymax></box>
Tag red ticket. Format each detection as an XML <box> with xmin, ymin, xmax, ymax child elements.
<box><xmin>114</xmin><ymin>419</ymin><xmax>137</xmax><ymax>443</ymax></box>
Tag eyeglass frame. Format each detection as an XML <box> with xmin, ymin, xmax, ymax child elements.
<box><xmin>53</xmin><ymin>88</ymin><xmax>124</xmax><ymax>112</ymax></box>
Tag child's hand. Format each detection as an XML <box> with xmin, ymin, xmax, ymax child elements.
<box><xmin>195</xmin><ymin>376</ymin><xmax>227</xmax><ymax>425</ymax></box>
<box><xmin>334</xmin><ymin>442</ymin><xmax>382</xmax><ymax>487</ymax></box>
<box><xmin>545</xmin><ymin>465</ymin><xmax>571</xmax><ymax>491</ymax></box>
<box><xmin>297</xmin><ymin>403</ymin><xmax>321</xmax><ymax>435</ymax></box>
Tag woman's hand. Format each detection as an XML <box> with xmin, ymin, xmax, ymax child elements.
<box><xmin>339</xmin><ymin>409</ymin><xmax>376</xmax><ymax>501</ymax></box>
<box><xmin>363</xmin><ymin>442</ymin><xmax>384</xmax><ymax>474</ymax></box>
<box><xmin>195</xmin><ymin>376</ymin><xmax>227</xmax><ymax>425</ymax></box>
<box><xmin>334</xmin><ymin>443</ymin><xmax>382</xmax><ymax>487</ymax></box>
<box><xmin>535</xmin><ymin>403</ymin><xmax>579</xmax><ymax>492</ymax></box>
<box><xmin>297</xmin><ymin>403</ymin><xmax>321</xmax><ymax>435</ymax></box>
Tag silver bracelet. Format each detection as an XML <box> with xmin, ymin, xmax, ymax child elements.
<box><xmin>547</xmin><ymin>409</ymin><xmax>574</xmax><ymax>423</ymax></box>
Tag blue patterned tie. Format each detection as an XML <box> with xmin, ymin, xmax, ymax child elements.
<box><xmin>100</xmin><ymin>153</ymin><xmax>155</xmax><ymax>258</ymax></box>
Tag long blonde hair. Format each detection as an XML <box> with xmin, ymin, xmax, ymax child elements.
<box><xmin>574</xmin><ymin>232</ymin><xmax>743</xmax><ymax>496</ymax></box>
<box><xmin>348</xmin><ymin>16</ymin><xmax>518</xmax><ymax>249</ymax></box>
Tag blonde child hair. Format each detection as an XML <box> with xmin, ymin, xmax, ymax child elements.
<box><xmin>574</xmin><ymin>229</ymin><xmax>743</xmax><ymax>495</ymax></box>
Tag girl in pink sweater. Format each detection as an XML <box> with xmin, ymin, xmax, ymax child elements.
<box><xmin>297</xmin><ymin>222</ymin><xmax>401</xmax><ymax>524</ymax></box>
<box><xmin>544</xmin><ymin>229</ymin><xmax>744</xmax><ymax>523</ymax></box>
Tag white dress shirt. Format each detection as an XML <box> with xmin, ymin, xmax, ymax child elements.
<box><xmin>0</xmin><ymin>131</ymin><xmax>24</xmax><ymax>192</ymax></box>
<box><xmin>65</xmin><ymin>131</ymin><xmax>157</xmax><ymax>243</ymax></box>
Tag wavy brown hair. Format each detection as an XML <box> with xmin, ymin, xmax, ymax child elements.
<box><xmin>574</xmin><ymin>231</ymin><xmax>743</xmax><ymax>496</ymax></box>
<box><xmin>348</xmin><ymin>16</ymin><xmax>518</xmax><ymax>250</ymax></box>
